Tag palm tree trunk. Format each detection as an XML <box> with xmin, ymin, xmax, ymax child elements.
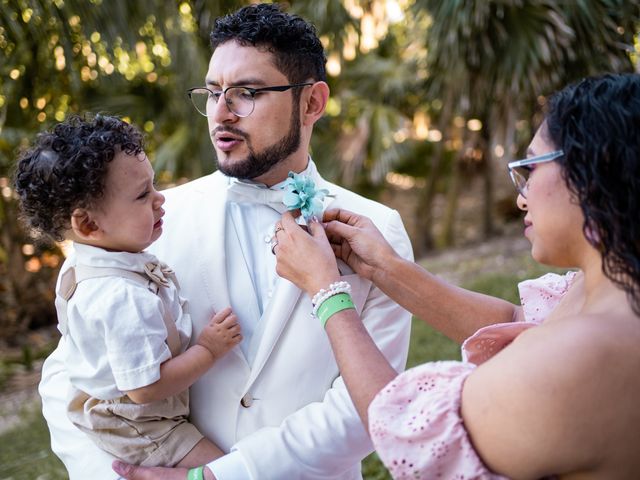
<box><xmin>480</xmin><ymin>112</ymin><xmax>495</xmax><ymax>239</ymax></box>
<box><xmin>440</xmin><ymin>148</ymin><xmax>464</xmax><ymax>247</ymax></box>
<box><xmin>414</xmin><ymin>101</ymin><xmax>453</xmax><ymax>255</ymax></box>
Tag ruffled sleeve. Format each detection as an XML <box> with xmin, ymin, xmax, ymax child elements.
<box><xmin>369</xmin><ymin>361</ymin><xmax>507</xmax><ymax>480</ymax></box>
<box><xmin>461</xmin><ymin>271</ymin><xmax>578</xmax><ymax>365</ymax></box>
<box><xmin>518</xmin><ymin>271</ymin><xmax>577</xmax><ymax>325</ymax></box>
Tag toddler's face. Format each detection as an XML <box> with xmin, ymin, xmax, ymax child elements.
<box><xmin>89</xmin><ymin>150</ymin><xmax>165</xmax><ymax>253</ymax></box>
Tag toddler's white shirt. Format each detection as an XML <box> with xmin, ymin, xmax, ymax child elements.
<box><xmin>59</xmin><ymin>243</ymin><xmax>191</xmax><ymax>399</ymax></box>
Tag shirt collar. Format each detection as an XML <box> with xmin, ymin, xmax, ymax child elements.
<box><xmin>71</xmin><ymin>242</ymin><xmax>159</xmax><ymax>273</ymax></box>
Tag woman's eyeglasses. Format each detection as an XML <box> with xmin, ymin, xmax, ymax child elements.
<box><xmin>507</xmin><ymin>150</ymin><xmax>564</xmax><ymax>198</ymax></box>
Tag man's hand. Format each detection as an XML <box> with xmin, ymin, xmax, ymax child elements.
<box><xmin>113</xmin><ymin>460</ymin><xmax>217</xmax><ymax>479</ymax></box>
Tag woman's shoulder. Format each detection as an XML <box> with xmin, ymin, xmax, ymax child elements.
<box><xmin>461</xmin><ymin>312</ymin><xmax>640</xmax><ymax>477</ymax></box>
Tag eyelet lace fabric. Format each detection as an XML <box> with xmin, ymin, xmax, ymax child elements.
<box><xmin>368</xmin><ymin>272</ymin><xmax>576</xmax><ymax>479</ymax></box>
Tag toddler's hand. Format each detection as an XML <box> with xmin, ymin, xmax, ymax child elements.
<box><xmin>196</xmin><ymin>307</ymin><xmax>242</xmax><ymax>360</ymax></box>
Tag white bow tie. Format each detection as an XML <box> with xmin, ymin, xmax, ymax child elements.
<box><xmin>226</xmin><ymin>181</ymin><xmax>288</xmax><ymax>213</ymax></box>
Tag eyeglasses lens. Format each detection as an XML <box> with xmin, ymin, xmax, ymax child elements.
<box><xmin>189</xmin><ymin>88</ymin><xmax>255</xmax><ymax>117</ymax></box>
<box><xmin>224</xmin><ymin>88</ymin><xmax>254</xmax><ymax>117</ymax></box>
<box><xmin>189</xmin><ymin>89</ymin><xmax>210</xmax><ymax>117</ymax></box>
<box><xmin>509</xmin><ymin>166</ymin><xmax>529</xmax><ymax>197</ymax></box>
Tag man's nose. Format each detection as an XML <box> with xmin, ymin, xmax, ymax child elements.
<box><xmin>211</xmin><ymin>94</ymin><xmax>238</xmax><ymax>123</ymax></box>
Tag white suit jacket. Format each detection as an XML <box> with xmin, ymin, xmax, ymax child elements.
<box><xmin>39</xmin><ymin>170</ymin><xmax>413</xmax><ymax>479</ymax></box>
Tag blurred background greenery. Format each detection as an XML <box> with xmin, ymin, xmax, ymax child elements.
<box><xmin>1</xmin><ymin>0</ymin><xmax>639</xmax><ymax>345</ymax></box>
<box><xmin>0</xmin><ymin>0</ymin><xmax>638</xmax><ymax>477</ymax></box>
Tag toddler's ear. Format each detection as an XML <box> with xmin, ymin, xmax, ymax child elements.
<box><xmin>70</xmin><ymin>208</ymin><xmax>100</xmax><ymax>239</ymax></box>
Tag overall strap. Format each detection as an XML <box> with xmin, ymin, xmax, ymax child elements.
<box><xmin>56</xmin><ymin>264</ymin><xmax>183</xmax><ymax>357</ymax></box>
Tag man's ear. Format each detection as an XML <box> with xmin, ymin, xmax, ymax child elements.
<box><xmin>301</xmin><ymin>81</ymin><xmax>329</xmax><ymax>126</ymax></box>
<box><xmin>70</xmin><ymin>208</ymin><xmax>101</xmax><ymax>239</ymax></box>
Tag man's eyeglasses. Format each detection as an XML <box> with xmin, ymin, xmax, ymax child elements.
<box><xmin>507</xmin><ymin>150</ymin><xmax>564</xmax><ymax>198</ymax></box>
<box><xmin>187</xmin><ymin>83</ymin><xmax>313</xmax><ymax>118</ymax></box>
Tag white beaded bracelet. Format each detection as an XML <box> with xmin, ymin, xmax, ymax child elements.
<box><xmin>311</xmin><ymin>281</ymin><xmax>352</xmax><ymax>318</ymax></box>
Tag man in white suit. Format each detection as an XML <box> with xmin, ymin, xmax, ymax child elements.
<box><xmin>39</xmin><ymin>4</ymin><xmax>412</xmax><ymax>479</ymax></box>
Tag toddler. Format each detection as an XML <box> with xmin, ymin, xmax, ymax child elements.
<box><xmin>14</xmin><ymin>114</ymin><xmax>241</xmax><ymax>468</ymax></box>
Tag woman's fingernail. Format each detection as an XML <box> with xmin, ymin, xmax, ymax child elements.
<box><xmin>112</xmin><ymin>460</ymin><xmax>126</xmax><ymax>474</ymax></box>
<box><xmin>310</xmin><ymin>215</ymin><xmax>319</xmax><ymax>223</ymax></box>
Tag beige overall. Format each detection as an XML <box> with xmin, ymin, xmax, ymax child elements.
<box><xmin>57</xmin><ymin>263</ymin><xmax>203</xmax><ymax>466</ymax></box>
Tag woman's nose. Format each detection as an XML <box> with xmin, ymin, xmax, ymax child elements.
<box><xmin>516</xmin><ymin>192</ymin><xmax>527</xmax><ymax>211</ymax></box>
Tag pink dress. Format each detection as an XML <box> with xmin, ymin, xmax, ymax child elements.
<box><xmin>368</xmin><ymin>272</ymin><xmax>577</xmax><ymax>479</ymax></box>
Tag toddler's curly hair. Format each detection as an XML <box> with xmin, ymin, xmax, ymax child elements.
<box><xmin>13</xmin><ymin>114</ymin><xmax>144</xmax><ymax>242</ymax></box>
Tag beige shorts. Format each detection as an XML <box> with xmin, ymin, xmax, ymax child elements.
<box><xmin>67</xmin><ymin>388</ymin><xmax>203</xmax><ymax>467</ymax></box>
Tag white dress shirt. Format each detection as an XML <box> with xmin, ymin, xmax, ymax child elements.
<box><xmin>207</xmin><ymin>162</ymin><xmax>315</xmax><ymax>479</ymax></box>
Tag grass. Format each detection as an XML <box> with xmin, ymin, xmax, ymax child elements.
<box><xmin>0</xmin><ymin>236</ymin><xmax>566</xmax><ymax>479</ymax></box>
<box><xmin>0</xmin><ymin>404</ymin><xmax>67</xmax><ymax>479</ymax></box>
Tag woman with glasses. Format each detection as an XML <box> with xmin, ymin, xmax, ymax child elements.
<box><xmin>273</xmin><ymin>73</ymin><xmax>640</xmax><ymax>478</ymax></box>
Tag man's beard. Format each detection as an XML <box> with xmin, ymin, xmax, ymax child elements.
<box><xmin>216</xmin><ymin>105</ymin><xmax>301</xmax><ymax>180</ymax></box>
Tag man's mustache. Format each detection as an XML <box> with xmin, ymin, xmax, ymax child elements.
<box><xmin>212</xmin><ymin>126</ymin><xmax>249</xmax><ymax>140</ymax></box>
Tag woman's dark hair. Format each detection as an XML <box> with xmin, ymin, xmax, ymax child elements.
<box><xmin>13</xmin><ymin>114</ymin><xmax>144</xmax><ymax>242</ymax></box>
<box><xmin>210</xmin><ymin>3</ymin><xmax>327</xmax><ymax>84</ymax></box>
<box><xmin>546</xmin><ymin>73</ymin><xmax>640</xmax><ymax>314</ymax></box>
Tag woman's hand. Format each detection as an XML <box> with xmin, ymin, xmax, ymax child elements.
<box><xmin>274</xmin><ymin>212</ymin><xmax>340</xmax><ymax>297</ymax></box>
<box><xmin>322</xmin><ymin>208</ymin><xmax>399</xmax><ymax>282</ymax></box>
<box><xmin>112</xmin><ymin>461</ymin><xmax>216</xmax><ymax>479</ymax></box>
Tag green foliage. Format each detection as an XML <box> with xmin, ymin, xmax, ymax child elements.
<box><xmin>0</xmin><ymin>0</ymin><xmax>217</xmax><ymax>179</ymax></box>
<box><xmin>0</xmin><ymin>406</ymin><xmax>67</xmax><ymax>479</ymax></box>
<box><xmin>362</xmin><ymin>452</ymin><xmax>392</xmax><ymax>480</ymax></box>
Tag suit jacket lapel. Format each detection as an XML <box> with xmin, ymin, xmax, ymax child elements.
<box><xmin>244</xmin><ymin>173</ymin><xmax>338</xmax><ymax>386</ymax></box>
<box><xmin>317</xmin><ymin>176</ymin><xmax>337</xmax><ymax>211</ymax></box>
<box><xmin>245</xmin><ymin>276</ymin><xmax>301</xmax><ymax>388</ymax></box>
<box><xmin>193</xmin><ymin>174</ymin><xmax>248</xmax><ymax>365</ymax></box>
<box><xmin>226</xmin><ymin>211</ymin><xmax>262</xmax><ymax>363</ymax></box>
<box><xmin>195</xmin><ymin>175</ymin><xmax>231</xmax><ymax>312</ymax></box>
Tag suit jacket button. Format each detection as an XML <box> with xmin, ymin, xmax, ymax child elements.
<box><xmin>240</xmin><ymin>393</ymin><xmax>253</xmax><ymax>408</ymax></box>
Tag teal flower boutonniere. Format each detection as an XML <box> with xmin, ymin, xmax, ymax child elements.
<box><xmin>282</xmin><ymin>171</ymin><xmax>333</xmax><ymax>223</ymax></box>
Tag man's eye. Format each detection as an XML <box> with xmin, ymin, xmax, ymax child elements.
<box><xmin>137</xmin><ymin>191</ymin><xmax>149</xmax><ymax>200</ymax></box>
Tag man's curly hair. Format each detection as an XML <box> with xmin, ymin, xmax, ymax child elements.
<box><xmin>13</xmin><ymin>114</ymin><xmax>144</xmax><ymax>242</ymax></box>
<box><xmin>545</xmin><ymin>73</ymin><xmax>640</xmax><ymax>315</ymax></box>
<box><xmin>210</xmin><ymin>3</ymin><xmax>326</xmax><ymax>85</ymax></box>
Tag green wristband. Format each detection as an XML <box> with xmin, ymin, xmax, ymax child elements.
<box><xmin>187</xmin><ymin>466</ymin><xmax>204</xmax><ymax>480</ymax></box>
<box><xmin>317</xmin><ymin>293</ymin><xmax>355</xmax><ymax>329</ymax></box>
